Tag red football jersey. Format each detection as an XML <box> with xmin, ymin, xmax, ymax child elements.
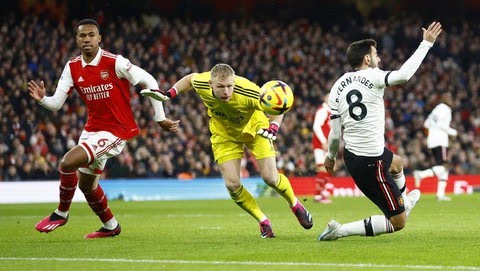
<box><xmin>68</xmin><ymin>51</ymin><xmax>138</xmax><ymax>139</ymax></box>
<box><xmin>312</xmin><ymin>102</ymin><xmax>331</xmax><ymax>150</ymax></box>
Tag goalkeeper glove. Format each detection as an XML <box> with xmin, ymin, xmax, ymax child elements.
<box><xmin>257</xmin><ymin>122</ymin><xmax>279</xmax><ymax>141</ymax></box>
<box><xmin>141</xmin><ymin>87</ymin><xmax>177</xmax><ymax>101</ymax></box>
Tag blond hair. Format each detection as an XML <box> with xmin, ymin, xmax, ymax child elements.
<box><xmin>210</xmin><ymin>63</ymin><xmax>235</xmax><ymax>80</ymax></box>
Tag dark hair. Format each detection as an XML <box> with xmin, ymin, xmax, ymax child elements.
<box><xmin>77</xmin><ymin>19</ymin><xmax>100</xmax><ymax>32</ymax></box>
<box><xmin>347</xmin><ymin>39</ymin><xmax>377</xmax><ymax>69</ymax></box>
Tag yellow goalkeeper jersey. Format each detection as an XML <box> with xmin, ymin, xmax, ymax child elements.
<box><xmin>191</xmin><ymin>72</ymin><xmax>269</xmax><ymax>144</ymax></box>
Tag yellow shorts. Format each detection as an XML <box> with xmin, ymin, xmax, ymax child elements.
<box><xmin>212</xmin><ymin>136</ymin><xmax>277</xmax><ymax>164</ymax></box>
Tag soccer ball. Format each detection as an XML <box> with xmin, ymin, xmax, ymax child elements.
<box><xmin>259</xmin><ymin>80</ymin><xmax>294</xmax><ymax>115</ymax></box>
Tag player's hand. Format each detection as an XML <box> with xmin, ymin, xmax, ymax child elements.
<box><xmin>257</xmin><ymin>122</ymin><xmax>279</xmax><ymax>141</ymax></box>
<box><xmin>141</xmin><ymin>88</ymin><xmax>177</xmax><ymax>102</ymax></box>
<box><xmin>324</xmin><ymin>156</ymin><xmax>336</xmax><ymax>176</ymax></box>
<box><xmin>158</xmin><ymin>118</ymin><xmax>180</xmax><ymax>133</ymax></box>
<box><xmin>422</xmin><ymin>21</ymin><xmax>442</xmax><ymax>43</ymax></box>
<box><xmin>27</xmin><ymin>80</ymin><xmax>46</xmax><ymax>102</ymax></box>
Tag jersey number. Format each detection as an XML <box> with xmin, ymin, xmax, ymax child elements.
<box><xmin>97</xmin><ymin>138</ymin><xmax>109</xmax><ymax>148</ymax></box>
<box><xmin>346</xmin><ymin>90</ymin><xmax>367</xmax><ymax>121</ymax></box>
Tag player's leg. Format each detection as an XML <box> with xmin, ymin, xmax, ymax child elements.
<box><xmin>413</xmin><ymin>168</ymin><xmax>435</xmax><ymax>187</ymax></box>
<box><xmin>78</xmin><ymin>171</ymin><xmax>121</xmax><ymax>238</ymax></box>
<box><xmin>433</xmin><ymin>147</ymin><xmax>451</xmax><ymax>201</ymax></box>
<box><xmin>215</xmin><ymin>141</ymin><xmax>273</xmax><ymax>237</ymax></box>
<box><xmin>319</xmin><ymin>149</ymin><xmax>406</xmax><ymax>241</ymax></box>
<box><xmin>389</xmin><ymin>154</ymin><xmax>420</xmax><ymax>216</ymax></box>
<box><xmin>219</xmin><ymin>159</ymin><xmax>273</xmax><ymax>238</ymax></box>
<box><xmin>251</xmin><ymin>137</ymin><xmax>313</xmax><ymax>230</ymax></box>
<box><xmin>314</xmin><ymin>148</ymin><xmax>332</xmax><ymax>203</ymax></box>
<box><xmin>435</xmin><ymin>165</ymin><xmax>451</xmax><ymax>201</ymax></box>
<box><xmin>413</xmin><ymin>147</ymin><xmax>437</xmax><ymax>188</ymax></box>
<box><xmin>318</xmin><ymin>215</ymin><xmax>396</xmax><ymax>241</ymax></box>
<box><xmin>77</xmin><ymin>131</ymin><xmax>125</xmax><ymax>238</ymax></box>
<box><xmin>35</xmin><ymin>145</ymin><xmax>88</xmax><ymax>233</ymax></box>
<box><xmin>220</xmin><ymin>159</ymin><xmax>267</xmax><ymax>221</ymax></box>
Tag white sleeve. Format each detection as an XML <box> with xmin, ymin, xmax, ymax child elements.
<box><xmin>424</xmin><ymin>112</ymin><xmax>433</xmax><ymax>128</ymax></box>
<box><xmin>385</xmin><ymin>40</ymin><xmax>434</xmax><ymax>86</ymax></box>
<box><xmin>115</xmin><ymin>56</ymin><xmax>166</xmax><ymax>122</ymax></box>
<box><xmin>38</xmin><ymin>63</ymin><xmax>72</xmax><ymax>111</ymax></box>
<box><xmin>38</xmin><ymin>91</ymin><xmax>69</xmax><ymax>111</ymax></box>
<box><xmin>326</xmin><ymin>80</ymin><xmax>342</xmax><ymax>159</ymax></box>
<box><xmin>327</xmin><ymin>117</ymin><xmax>342</xmax><ymax>160</ymax></box>
<box><xmin>436</xmin><ymin>106</ymin><xmax>457</xmax><ymax>136</ymax></box>
<box><xmin>328</xmin><ymin>80</ymin><xmax>340</xmax><ymax>116</ymax></box>
<box><xmin>425</xmin><ymin>106</ymin><xmax>457</xmax><ymax>136</ymax></box>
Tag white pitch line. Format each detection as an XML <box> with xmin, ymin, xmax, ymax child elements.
<box><xmin>0</xmin><ymin>257</ymin><xmax>479</xmax><ymax>270</ymax></box>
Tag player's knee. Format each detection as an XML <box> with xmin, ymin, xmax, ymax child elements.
<box><xmin>389</xmin><ymin>155</ymin><xmax>403</xmax><ymax>174</ymax></box>
<box><xmin>77</xmin><ymin>173</ymin><xmax>99</xmax><ymax>193</ymax></box>
<box><xmin>393</xmin><ymin>221</ymin><xmax>406</xmax><ymax>231</ymax></box>
<box><xmin>78</xmin><ymin>182</ymin><xmax>93</xmax><ymax>193</ymax></box>
<box><xmin>224</xmin><ymin>180</ymin><xmax>242</xmax><ymax>192</ymax></box>
<box><xmin>390</xmin><ymin>215</ymin><xmax>407</xmax><ymax>231</ymax></box>
<box><xmin>261</xmin><ymin>172</ymin><xmax>278</xmax><ymax>186</ymax></box>
<box><xmin>59</xmin><ymin>157</ymin><xmax>77</xmax><ymax>172</ymax></box>
<box><xmin>433</xmin><ymin>165</ymin><xmax>448</xmax><ymax>180</ymax></box>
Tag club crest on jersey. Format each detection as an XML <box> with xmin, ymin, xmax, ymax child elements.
<box><xmin>398</xmin><ymin>196</ymin><xmax>404</xmax><ymax>207</ymax></box>
<box><xmin>100</xmin><ymin>70</ymin><xmax>109</xmax><ymax>80</ymax></box>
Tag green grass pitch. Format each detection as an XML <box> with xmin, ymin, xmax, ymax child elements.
<box><xmin>1</xmin><ymin>194</ymin><xmax>479</xmax><ymax>271</ymax></box>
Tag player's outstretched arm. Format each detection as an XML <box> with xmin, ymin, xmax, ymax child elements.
<box><xmin>27</xmin><ymin>80</ymin><xmax>68</xmax><ymax>111</ymax></box>
<box><xmin>386</xmin><ymin>21</ymin><xmax>443</xmax><ymax>86</ymax></box>
<box><xmin>141</xmin><ymin>73</ymin><xmax>196</xmax><ymax>102</ymax></box>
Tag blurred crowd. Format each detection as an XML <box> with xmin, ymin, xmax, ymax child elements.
<box><xmin>1</xmin><ymin>12</ymin><xmax>479</xmax><ymax>181</ymax></box>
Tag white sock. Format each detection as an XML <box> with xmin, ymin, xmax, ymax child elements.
<box><xmin>259</xmin><ymin>216</ymin><xmax>268</xmax><ymax>223</ymax></box>
<box><xmin>418</xmin><ymin>168</ymin><xmax>435</xmax><ymax>179</ymax></box>
<box><xmin>437</xmin><ymin>180</ymin><xmax>448</xmax><ymax>198</ymax></box>
<box><xmin>366</xmin><ymin>215</ymin><xmax>394</xmax><ymax>236</ymax></box>
<box><xmin>54</xmin><ymin>209</ymin><xmax>68</xmax><ymax>218</ymax></box>
<box><xmin>103</xmin><ymin>217</ymin><xmax>119</xmax><ymax>230</ymax></box>
<box><xmin>391</xmin><ymin>171</ymin><xmax>410</xmax><ymax>210</ymax></box>
<box><xmin>291</xmin><ymin>197</ymin><xmax>299</xmax><ymax>208</ymax></box>
<box><xmin>338</xmin><ymin>215</ymin><xmax>394</xmax><ymax>237</ymax></box>
<box><xmin>339</xmin><ymin>220</ymin><xmax>365</xmax><ymax>237</ymax></box>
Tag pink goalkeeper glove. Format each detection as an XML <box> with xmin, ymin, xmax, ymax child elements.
<box><xmin>257</xmin><ymin>122</ymin><xmax>279</xmax><ymax>141</ymax></box>
<box><xmin>141</xmin><ymin>87</ymin><xmax>177</xmax><ymax>101</ymax></box>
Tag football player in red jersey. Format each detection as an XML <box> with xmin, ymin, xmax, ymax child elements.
<box><xmin>312</xmin><ymin>93</ymin><xmax>332</xmax><ymax>203</ymax></box>
<box><xmin>28</xmin><ymin>19</ymin><xmax>179</xmax><ymax>238</ymax></box>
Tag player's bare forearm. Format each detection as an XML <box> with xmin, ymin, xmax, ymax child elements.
<box><xmin>173</xmin><ymin>73</ymin><xmax>196</xmax><ymax>93</ymax></box>
<box><xmin>269</xmin><ymin>114</ymin><xmax>283</xmax><ymax>126</ymax></box>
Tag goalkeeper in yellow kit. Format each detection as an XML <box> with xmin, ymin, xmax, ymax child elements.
<box><xmin>142</xmin><ymin>63</ymin><xmax>313</xmax><ymax>238</ymax></box>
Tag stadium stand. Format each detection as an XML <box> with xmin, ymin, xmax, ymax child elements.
<box><xmin>1</xmin><ymin>1</ymin><xmax>479</xmax><ymax>180</ymax></box>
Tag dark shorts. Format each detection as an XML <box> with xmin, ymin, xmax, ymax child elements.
<box><xmin>344</xmin><ymin>147</ymin><xmax>405</xmax><ymax>219</ymax></box>
<box><xmin>431</xmin><ymin>146</ymin><xmax>447</xmax><ymax>165</ymax></box>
